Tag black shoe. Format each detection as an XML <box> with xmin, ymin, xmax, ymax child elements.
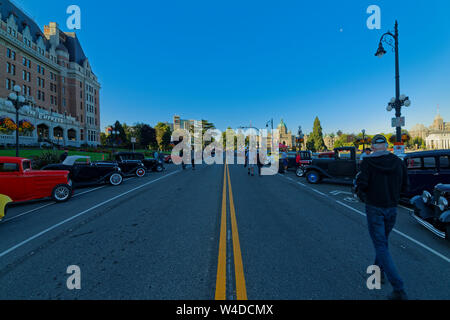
<box><xmin>388</xmin><ymin>290</ymin><xmax>408</xmax><ymax>300</ymax></box>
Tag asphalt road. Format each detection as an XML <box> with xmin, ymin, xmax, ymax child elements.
<box><xmin>0</xmin><ymin>162</ymin><xmax>449</xmax><ymax>300</ymax></box>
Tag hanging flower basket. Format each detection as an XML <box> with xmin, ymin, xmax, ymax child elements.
<box><xmin>389</xmin><ymin>134</ymin><xmax>411</xmax><ymax>144</ymax></box>
<box><xmin>0</xmin><ymin>117</ymin><xmax>17</xmax><ymax>134</ymax></box>
<box><xmin>19</xmin><ymin>119</ymin><xmax>35</xmax><ymax>134</ymax></box>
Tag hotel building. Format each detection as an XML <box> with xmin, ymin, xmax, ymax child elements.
<box><xmin>0</xmin><ymin>0</ymin><xmax>100</xmax><ymax>147</ymax></box>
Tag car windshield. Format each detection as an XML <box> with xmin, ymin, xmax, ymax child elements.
<box><xmin>22</xmin><ymin>161</ymin><xmax>31</xmax><ymax>171</ymax></box>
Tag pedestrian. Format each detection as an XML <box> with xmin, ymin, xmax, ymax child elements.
<box><xmin>247</xmin><ymin>148</ymin><xmax>256</xmax><ymax>176</ymax></box>
<box><xmin>60</xmin><ymin>149</ymin><xmax>69</xmax><ymax>162</ymax></box>
<box><xmin>281</xmin><ymin>149</ymin><xmax>288</xmax><ymax>173</ymax></box>
<box><xmin>356</xmin><ymin>134</ymin><xmax>409</xmax><ymax>300</ymax></box>
<box><xmin>256</xmin><ymin>150</ymin><xmax>264</xmax><ymax>176</ymax></box>
<box><xmin>191</xmin><ymin>147</ymin><xmax>196</xmax><ymax>171</ymax></box>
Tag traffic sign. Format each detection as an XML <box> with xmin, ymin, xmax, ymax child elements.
<box><xmin>391</xmin><ymin>117</ymin><xmax>405</xmax><ymax>128</ymax></box>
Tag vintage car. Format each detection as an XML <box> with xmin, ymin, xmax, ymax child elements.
<box><xmin>294</xmin><ymin>151</ymin><xmax>313</xmax><ymax>177</ymax></box>
<box><xmin>304</xmin><ymin>147</ymin><xmax>358</xmax><ymax>184</ymax></box>
<box><xmin>0</xmin><ymin>157</ymin><xmax>73</xmax><ymax>207</ymax></box>
<box><xmin>110</xmin><ymin>153</ymin><xmax>147</xmax><ymax>177</ymax></box>
<box><xmin>114</xmin><ymin>152</ymin><xmax>164</xmax><ymax>173</ymax></box>
<box><xmin>399</xmin><ymin>150</ymin><xmax>450</xmax><ymax>199</ymax></box>
<box><xmin>164</xmin><ymin>155</ymin><xmax>173</xmax><ymax>164</ymax></box>
<box><xmin>42</xmin><ymin>156</ymin><xmax>124</xmax><ymax>188</ymax></box>
<box><xmin>0</xmin><ymin>194</ymin><xmax>12</xmax><ymax>221</ymax></box>
<box><xmin>411</xmin><ymin>184</ymin><xmax>450</xmax><ymax>240</ymax></box>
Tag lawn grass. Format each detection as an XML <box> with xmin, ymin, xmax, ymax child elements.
<box><xmin>0</xmin><ymin>148</ymin><xmax>172</xmax><ymax>162</ymax></box>
<box><xmin>0</xmin><ymin>149</ymin><xmax>108</xmax><ymax>161</ymax></box>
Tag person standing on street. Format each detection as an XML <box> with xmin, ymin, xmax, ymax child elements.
<box><xmin>256</xmin><ymin>150</ymin><xmax>264</xmax><ymax>177</ymax></box>
<box><xmin>281</xmin><ymin>149</ymin><xmax>288</xmax><ymax>173</ymax></box>
<box><xmin>191</xmin><ymin>147</ymin><xmax>196</xmax><ymax>171</ymax></box>
<box><xmin>356</xmin><ymin>135</ymin><xmax>409</xmax><ymax>300</ymax></box>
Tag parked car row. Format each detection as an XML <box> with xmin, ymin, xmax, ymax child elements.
<box><xmin>295</xmin><ymin>147</ymin><xmax>450</xmax><ymax>241</ymax></box>
<box><xmin>0</xmin><ymin>152</ymin><xmax>167</xmax><ymax>220</ymax></box>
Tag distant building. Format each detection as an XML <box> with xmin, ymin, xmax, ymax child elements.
<box><xmin>323</xmin><ymin>135</ymin><xmax>336</xmax><ymax>150</ymax></box>
<box><xmin>410</xmin><ymin>106</ymin><xmax>450</xmax><ymax>150</ymax></box>
<box><xmin>259</xmin><ymin>119</ymin><xmax>296</xmax><ymax>149</ymax></box>
<box><xmin>426</xmin><ymin>133</ymin><xmax>450</xmax><ymax>150</ymax></box>
<box><xmin>173</xmin><ymin>115</ymin><xmax>201</xmax><ymax>131</ymax></box>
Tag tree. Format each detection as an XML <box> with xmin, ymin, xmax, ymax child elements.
<box><xmin>308</xmin><ymin>117</ymin><xmax>326</xmax><ymax>152</ymax></box>
<box><xmin>412</xmin><ymin>137</ymin><xmax>425</xmax><ymax>150</ymax></box>
<box><xmin>155</xmin><ymin>122</ymin><xmax>172</xmax><ymax>151</ymax></box>
<box><xmin>336</xmin><ymin>130</ymin><xmax>343</xmax><ymax>137</ymax></box>
<box><xmin>134</xmin><ymin>123</ymin><xmax>157</xmax><ymax>150</ymax></box>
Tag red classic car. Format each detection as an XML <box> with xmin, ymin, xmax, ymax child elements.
<box><xmin>0</xmin><ymin>157</ymin><xmax>73</xmax><ymax>208</ymax></box>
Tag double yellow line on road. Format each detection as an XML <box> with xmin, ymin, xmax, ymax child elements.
<box><xmin>215</xmin><ymin>163</ymin><xmax>247</xmax><ymax>300</ymax></box>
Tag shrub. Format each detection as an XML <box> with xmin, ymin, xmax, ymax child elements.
<box><xmin>31</xmin><ymin>150</ymin><xmax>60</xmax><ymax>170</ymax></box>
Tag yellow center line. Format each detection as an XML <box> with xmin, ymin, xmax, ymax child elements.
<box><xmin>226</xmin><ymin>164</ymin><xmax>248</xmax><ymax>300</ymax></box>
<box><xmin>215</xmin><ymin>164</ymin><xmax>228</xmax><ymax>300</ymax></box>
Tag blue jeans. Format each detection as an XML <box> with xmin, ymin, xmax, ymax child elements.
<box><xmin>366</xmin><ymin>205</ymin><xmax>405</xmax><ymax>292</ymax></box>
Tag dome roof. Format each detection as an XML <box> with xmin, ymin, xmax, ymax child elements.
<box><xmin>278</xmin><ymin>119</ymin><xmax>287</xmax><ymax>131</ymax></box>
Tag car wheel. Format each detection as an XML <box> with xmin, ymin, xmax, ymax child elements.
<box><xmin>306</xmin><ymin>171</ymin><xmax>321</xmax><ymax>184</ymax></box>
<box><xmin>296</xmin><ymin>167</ymin><xmax>305</xmax><ymax>177</ymax></box>
<box><xmin>52</xmin><ymin>184</ymin><xmax>72</xmax><ymax>202</ymax></box>
<box><xmin>155</xmin><ymin>164</ymin><xmax>164</xmax><ymax>172</ymax></box>
<box><xmin>136</xmin><ymin>168</ymin><xmax>146</xmax><ymax>177</ymax></box>
<box><xmin>109</xmin><ymin>173</ymin><xmax>123</xmax><ymax>186</ymax></box>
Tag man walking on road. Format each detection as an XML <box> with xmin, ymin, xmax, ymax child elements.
<box><xmin>356</xmin><ymin>134</ymin><xmax>409</xmax><ymax>300</ymax></box>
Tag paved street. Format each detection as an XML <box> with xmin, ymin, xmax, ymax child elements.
<box><xmin>0</xmin><ymin>162</ymin><xmax>449</xmax><ymax>300</ymax></box>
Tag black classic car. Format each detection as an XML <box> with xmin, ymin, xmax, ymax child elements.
<box><xmin>114</xmin><ymin>152</ymin><xmax>164</xmax><ymax>173</ymax></box>
<box><xmin>399</xmin><ymin>150</ymin><xmax>450</xmax><ymax>199</ymax></box>
<box><xmin>411</xmin><ymin>184</ymin><xmax>450</xmax><ymax>240</ymax></box>
<box><xmin>304</xmin><ymin>147</ymin><xmax>358</xmax><ymax>184</ymax></box>
<box><xmin>111</xmin><ymin>153</ymin><xmax>147</xmax><ymax>177</ymax></box>
<box><xmin>42</xmin><ymin>156</ymin><xmax>124</xmax><ymax>188</ymax></box>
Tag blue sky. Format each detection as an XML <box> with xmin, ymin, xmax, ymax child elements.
<box><xmin>14</xmin><ymin>0</ymin><xmax>450</xmax><ymax>135</ymax></box>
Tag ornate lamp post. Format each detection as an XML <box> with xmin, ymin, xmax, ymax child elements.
<box><xmin>7</xmin><ymin>85</ymin><xmax>28</xmax><ymax>157</ymax></box>
<box><xmin>375</xmin><ymin>21</ymin><xmax>412</xmax><ymax>143</ymax></box>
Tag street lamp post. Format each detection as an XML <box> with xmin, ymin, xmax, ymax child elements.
<box><xmin>362</xmin><ymin>129</ymin><xmax>366</xmax><ymax>151</ymax></box>
<box><xmin>265</xmin><ymin>119</ymin><xmax>274</xmax><ymax>151</ymax></box>
<box><xmin>375</xmin><ymin>21</ymin><xmax>411</xmax><ymax>143</ymax></box>
<box><xmin>7</xmin><ymin>85</ymin><xmax>28</xmax><ymax>157</ymax></box>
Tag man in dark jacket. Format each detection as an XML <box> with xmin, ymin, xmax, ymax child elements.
<box><xmin>356</xmin><ymin>134</ymin><xmax>409</xmax><ymax>300</ymax></box>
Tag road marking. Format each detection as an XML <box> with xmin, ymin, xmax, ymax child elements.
<box><xmin>335</xmin><ymin>201</ymin><xmax>450</xmax><ymax>264</ymax></box>
<box><xmin>330</xmin><ymin>190</ymin><xmax>353</xmax><ymax>196</ymax></box>
<box><xmin>311</xmin><ymin>189</ymin><xmax>326</xmax><ymax>196</ymax></box>
<box><xmin>226</xmin><ymin>164</ymin><xmax>248</xmax><ymax>300</ymax></box>
<box><xmin>2</xmin><ymin>179</ymin><xmax>136</xmax><ymax>223</ymax></box>
<box><xmin>0</xmin><ymin>171</ymin><xmax>179</xmax><ymax>259</ymax></box>
<box><xmin>399</xmin><ymin>205</ymin><xmax>413</xmax><ymax>212</ymax></box>
<box><xmin>215</xmin><ymin>164</ymin><xmax>228</xmax><ymax>300</ymax></box>
<box><xmin>297</xmin><ymin>182</ymin><xmax>306</xmax><ymax>186</ymax></box>
<box><xmin>3</xmin><ymin>203</ymin><xmax>54</xmax><ymax>223</ymax></box>
<box><xmin>278</xmin><ymin>174</ymin><xmax>450</xmax><ymax>264</ymax></box>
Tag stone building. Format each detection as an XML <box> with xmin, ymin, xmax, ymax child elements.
<box><xmin>0</xmin><ymin>1</ymin><xmax>100</xmax><ymax>147</ymax></box>
<box><xmin>410</xmin><ymin>107</ymin><xmax>450</xmax><ymax>150</ymax></box>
